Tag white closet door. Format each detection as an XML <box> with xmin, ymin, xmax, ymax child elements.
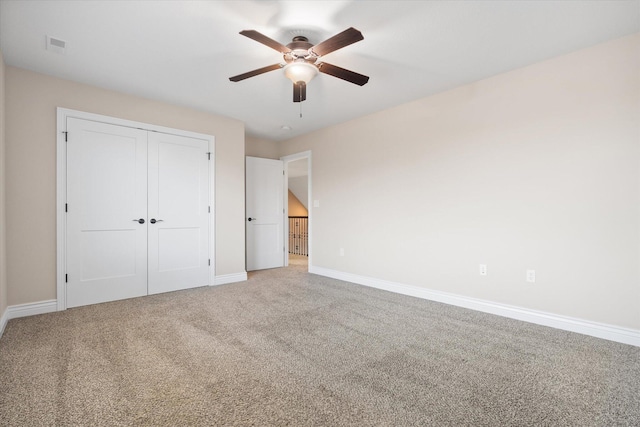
<box><xmin>66</xmin><ymin>118</ymin><xmax>148</xmax><ymax>308</ymax></box>
<box><xmin>147</xmin><ymin>132</ymin><xmax>210</xmax><ymax>294</ymax></box>
<box><xmin>246</xmin><ymin>156</ymin><xmax>284</xmax><ymax>271</ymax></box>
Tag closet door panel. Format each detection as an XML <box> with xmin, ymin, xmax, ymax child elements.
<box><xmin>147</xmin><ymin>132</ymin><xmax>209</xmax><ymax>294</ymax></box>
<box><xmin>66</xmin><ymin>118</ymin><xmax>148</xmax><ymax>307</ymax></box>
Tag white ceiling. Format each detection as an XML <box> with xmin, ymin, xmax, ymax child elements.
<box><xmin>1</xmin><ymin>1</ymin><xmax>638</xmax><ymax>141</ymax></box>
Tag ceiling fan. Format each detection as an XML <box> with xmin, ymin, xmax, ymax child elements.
<box><xmin>229</xmin><ymin>27</ymin><xmax>369</xmax><ymax>102</ymax></box>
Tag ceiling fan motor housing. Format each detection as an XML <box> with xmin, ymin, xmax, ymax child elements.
<box><xmin>284</xmin><ymin>36</ymin><xmax>317</xmax><ymax>64</ymax></box>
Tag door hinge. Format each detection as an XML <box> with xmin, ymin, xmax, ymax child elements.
<box><xmin>65</xmin><ymin>274</ymin><xmax>68</xmax><ymax>283</ymax></box>
<box><xmin>207</xmin><ymin>152</ymin><xmax>211</xmax><ymax>160</ymax></box>
<box><xmin>63</xmin><ymin>131</ymin><xmax>68</xmax><ymax>142</ymax></box>
<box><xmin>208</xmin><ymin>206</ymin><xmax>211</xmax><ymax>213</ymax></box>
<box><xmin>208</xmin><ymin>259</ymin><xmax>211</xmax><ymax>266</ymax></box>
<box><xmin>65</xmin><ymin>203</ymin><xmax>68</xmax><ymax>212</ymax></box>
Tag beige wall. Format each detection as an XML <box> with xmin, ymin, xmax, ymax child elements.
<box><xmin>245</xmin><ymin>135</ymin><xmax>280</xmax><ymax>159</ymax></box>
<box><xmin>288</xmin><ymin>190</ymin><xmax>308</xmax><ymax>217</ymax></box>
<box><xmin>279</xmin><ymin>33</ymin><xmax>640</xmax><ymax>330</ymax></box>
<box><xmin>0</xmin><ymin>50</ymin><xmax>6</xmax><ymax>317</ymax></box>
<box><xmin>5</xmin><ymin>67</ymin><xmax>246</xmax><ymax>305</ymax></box>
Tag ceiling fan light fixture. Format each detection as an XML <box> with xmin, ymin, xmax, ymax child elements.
<box><xmin>284</xmin><ymin>62</ymin><xmax>318</xmax><ymax>84</ymax></box>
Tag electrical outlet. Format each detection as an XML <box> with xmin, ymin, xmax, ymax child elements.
<box><xmin>526</xmin><ymin>269</ymin><xmax>536</xmax><ymax>283</ymax></box>
<box><xmin>339</xmin><ymin>248</ymin><xmax>345</xmax><ymax>256</ymax></box>
<box><xmin>479</xmin><ymin>264</ymin><xmax>487</xmax><ymax>276</ymax></box>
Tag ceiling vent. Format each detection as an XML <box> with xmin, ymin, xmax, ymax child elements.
<box><xmin>46</xmin><ymin>36</ymin><xmax>66</xmax><ymax>54</ymax></box>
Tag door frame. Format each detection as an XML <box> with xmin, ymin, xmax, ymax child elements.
<box><xmin>56</xmin><ymin>108</ymin><xmax>216</xmax><ymax>311</ymax></box>
<box><xmin>281</xmin><ymin>151</ymin><xmax>312</xmax><ymax>270</ymax></box>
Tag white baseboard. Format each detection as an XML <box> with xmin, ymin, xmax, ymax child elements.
<box><xmin>310</xmin><ymin>266</ymin><xmax>640</xmax><ymax>347</ymax></box>
<box><xmin>3</xmin><ymin>272</ymin><xmax>637</xmax><ymax>348</ymax></box>
<box><xmin>7</xmin><ymin>299</ymin><xmax>58</xmax><ymax>319</ymax></box>
<box><xmin>0</xmin><ymin>307</ymin><xmax>8</xmax><ymax>338</ymax></box>
<box><xmin>0</xmin><ymin>299</ymin><xmax>58</xmax><ymax>339</ymax></box>
<box><xmin>214</xmin><ymin>272</ymin><xmax>248</xmax><ymax>286</ymax></box>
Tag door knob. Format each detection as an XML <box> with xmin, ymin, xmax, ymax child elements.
<box><xmin>133</xmin><ymin>218</ymin><xmax>145</xmax><ymax>224</ymax></box>
<box><xmin>248</xmin><ymin>217</ymin><xmax>256</xmax><ymax>221</ymax></box>
<box><xmin>150</xmin><ymin>219</ymin><xmax>164</xmax><ymax>224</ymax></box>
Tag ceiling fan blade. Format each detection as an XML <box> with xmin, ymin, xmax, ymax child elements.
<box><xmin>311</xmin><ymin>27</ymin><xmax>364</xmax><ymax>57</ymax></box>
<box><xmin>317</xmin><ymin>62</ymin><xmax>369</xmax><ymax>86</ymax></box>
<box><xmin>293</xmin><ymin>82</ymin><xmax>307</xmax><ymax>103</ymax></box>
<box><xmin>229</xmin><ymin>63</ymin><xmax>283</xmax><ymax>82</ymax></box>
<box><xmin>239</xmin><ymin>30</ymin><xmax>290</xmax><ymax>53</ymax></box>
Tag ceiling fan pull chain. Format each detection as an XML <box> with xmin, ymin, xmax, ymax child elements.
<box><xmin>300</xmin><ymin>102</ymin><xmax>303</xmax><ymax>118</ymax></box>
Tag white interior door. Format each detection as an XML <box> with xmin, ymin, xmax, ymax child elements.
<box><xmin>66</xmin><ymin>117</ymin><xmax>211</xmax><ymax>307</ymax></box>
<box><xmin>246</xmin><ymin>156</ymin><xmax>284</xmax><ymax>271</ymax></box>
<box><xmin>66</xmin><ymin>118</ymin><xmax>148</xmax><ymax>308</ymax></box>
<box><xmin>147</xmin><ymin>132</ymin><xmax>210</xmax><ymax>294</ymax></box>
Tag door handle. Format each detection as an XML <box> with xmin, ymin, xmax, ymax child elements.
<box><xmin>247</xmin><ymin>217</ymin><xmax>256</xmax><ymax>221</ymax></box>
<box><xmin>133</xmin><ymin>218</ymin><xmax>145</xmax><ymax>224</ymax></box>
<box><xmin>150</xmin><ymin>219</ymin><xmax>164</xmax><ymax>224</ymax></box>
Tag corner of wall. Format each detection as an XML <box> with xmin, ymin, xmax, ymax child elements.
<box><xmin>0</xmin><ymin>48</ymin><xmax>8</xmax><ymax>336</ymax></box>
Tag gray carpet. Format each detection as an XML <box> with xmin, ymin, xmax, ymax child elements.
<box><xmin>1</xmin><ymin>258</ymin><xmax>639</xmax><ymax>426</ymax></box>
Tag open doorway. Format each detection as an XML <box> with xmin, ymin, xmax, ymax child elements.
<box><xmin>282</xmin><ymin>151</ymin><xmax>311</xmax><ymax>270</ymax></box>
